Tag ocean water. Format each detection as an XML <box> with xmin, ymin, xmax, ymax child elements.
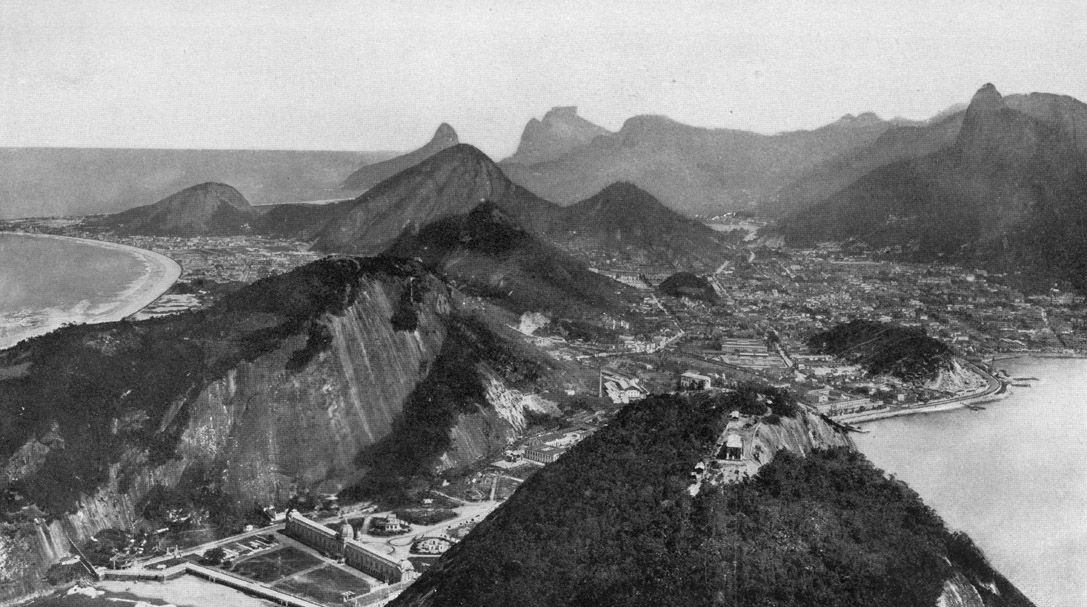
<box><xmin>0</xmin><ymin>233</ymin><xmax>176</xmax><ymax>348</ymax></box>
<box><xmin>855</xmin><ymin>357</ymin><xmax>1087</xmax><ymax>607</ymax></box>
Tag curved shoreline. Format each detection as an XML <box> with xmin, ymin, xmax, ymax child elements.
<box><xmin>0</xmin><ymin>232</ymin><xmax>181</xmax><ymax>350</ymax></box>
<box><xmin>836</xmin><ymin>361</ymin><xmax>1008</xmax><ymax>425</ymax></box>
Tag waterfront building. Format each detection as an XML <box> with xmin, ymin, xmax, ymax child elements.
<box><xmin>285</xmin><ymin>511</ymin><xmax>415</xmax><ymax>583</ymax></box>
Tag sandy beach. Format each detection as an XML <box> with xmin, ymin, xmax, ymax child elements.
<box><xmin>0</xmin><ymin>233</ymin><xmax>181</xmax><ymax>350</ymax></box>
<box><xmin>98</xmin><ymin>578</ymin><xmax>275</xmax><ymax>607</ymax></box>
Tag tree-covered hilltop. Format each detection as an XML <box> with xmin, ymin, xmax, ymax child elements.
<box><xmin>392</xmin><ymin>392</ymin><xmax>1032</xmax><ymax>607</ymax></box>
<box><xmin>807</xmin><ymin>319</ymin><xmax>954</xmax><ymax>382</ymax></box>
<box><xmin>658</xmin><ymin>271</ymin><xmax>718</xmax><ymax>302</ymax></box>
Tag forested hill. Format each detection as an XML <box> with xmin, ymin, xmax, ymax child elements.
<box><xmin>807</xmin><ymin>319</ymin><xmax>954</xmax><ymax>382</ymax></box>
<box><xmin>391</xmin><ymin>392</ymin><xmax>1031</xmax><ymax>607</ymax></box>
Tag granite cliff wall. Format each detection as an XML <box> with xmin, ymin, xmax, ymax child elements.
<box><xmin>1</xmin><ymin>268</ymin><xmax>548</xmax><ymax>604</ymax></box>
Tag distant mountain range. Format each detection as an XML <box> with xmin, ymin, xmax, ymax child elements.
<box><xmin>778</xmin><ymin>83</ymin><xmax>1087</xmax><ymax>289</ymax></box>
<box><xmin>340</xmin><ymin>123</ymin><xmax>459</xmax><ymax>191</ymax></box>
<box><xmin>99</xmin><ymin>145</ymin><xmax>732</xmax><ymax>272</ymax></box>
<box><xmin>499</xmin><ymin>107</ymin><xmax>900</xmax><ymax>216</ymax></box>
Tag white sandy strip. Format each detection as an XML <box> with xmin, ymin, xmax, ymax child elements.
<box><xmin>0</xmin><ymin>233</ymin><xmax>181</xmax><ymax>350</ymax></box>
<box><xmin>99</xmin><ymin>577</ymin><xmax>276</xmax><ymax>607</ymax></box>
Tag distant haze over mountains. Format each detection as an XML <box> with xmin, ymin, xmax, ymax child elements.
<box><xmin>503</xmin><ymin>106</ymin><xmax>613</xmax><ymax>166</ymax></box>
<box><xmin>12</xmin><ymin>83</ymin><xmax>1087</xmax><ymax>294</ymax></box>
<box><xmin>499</xmin><ymin>106</ymin><xmax>901</xmax><ymax>216</ymax></box>
<box><xmin>98</xmin><ymin>144</ymin><xmax>735</xmax><ymax>272</ymax></box>
<box><xmin>0</xmin><ymin>148</ymin><xmax>395</xmax><ymax>220</ymax></box>
<box><xmin>779</xmin><ymin>83</ymin><xmax>1087</xmax><ymax>289</ymax></box>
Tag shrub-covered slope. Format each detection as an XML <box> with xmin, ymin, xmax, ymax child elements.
<box><xmin>807</xmin><ymin>319</ymin><xmax>954</xmax><ymax>382</ymax></box>
<box><xmin>386</xmin><ymin>200</ymin><xmax>635</xmax><ymax>320</ymax></box>
<box><xmin>392</xmin><ymin>392</ymin><xmax>1033</xmax><ymax>607</ymax></box>
<box><xmin>549</xmin><ymin>182</ymin><xmax>732</xmax><ymax>269</ymax></box>
<box><xmin>658</xmin><ymin>271</ymin><xmax>718</xmax><ymax>302</ymax></box>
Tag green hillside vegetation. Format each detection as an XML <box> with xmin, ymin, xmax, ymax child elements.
<box><xmin>807</xmin><ymin>319</ymin><xmax>953</xmax><ymax>382</ymax></box>
<box><xmin>392</xmin><ymin>392</ymin><xmax>1032</xmax><ymax>607</ymax></box>
<box><xmin>658</xmin><ymin>271</ymin><xmax>718</xmax><ymax>302</ymax></box>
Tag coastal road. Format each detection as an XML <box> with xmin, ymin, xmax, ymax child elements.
<box><xmin>836</xmin><ymin>362</ymin><xmax>1005</xmax><ymax>424</ymax></box>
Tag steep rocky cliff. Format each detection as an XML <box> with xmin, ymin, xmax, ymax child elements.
<box><xmin>0</xmin><ymin>256</ymin><xmax>559</xmax><ymax>603</ymax></box>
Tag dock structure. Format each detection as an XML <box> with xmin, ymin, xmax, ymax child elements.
<box><xmin>284</xmin><ymin>511</ymin><xmax>415</xmax><ymax>584</ymax></box>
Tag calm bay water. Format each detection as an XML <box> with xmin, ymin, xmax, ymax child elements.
<box><xmin>855</xmin><ymin>357</ymin><xmax>1087</xmax><ymax>607</ymax></box>
<box><xmin>0</xmin><ymin>232</ymin><xmax>178</xmax><ymax>349</ymax></box>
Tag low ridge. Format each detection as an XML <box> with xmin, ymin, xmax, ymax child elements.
<box><xmin>549</xmin><ymin>182</ymin><xmax>732</xmax><ymax>268</ymax></box>
<box><xmin>95</xmin><ymin>182</ymin><xmax>256</xmax><ymax>236</ymax></box>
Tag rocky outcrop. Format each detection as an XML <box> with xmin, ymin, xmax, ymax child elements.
<box><xmin>504</xmin><ymin>107</ymin><xmax>612</xmax><ymax>166</ymax></box>
<box><xmin>0</xmin><ymin>258</ymin><xmax>559</xmax><ymax>603</ymax></box>
<box><xmin>751</xmin><ymin>410</ymin><xmax>854</xmax><ymax>461</ymax></box>
<box><xmin>436</xmin><ymin>374</ymin><xmax>560</xmax><ymax>472</ymax></box>
<box><xmin>939</xmin><ymin>572</ymin><xmax>987</xmax><ymax>607</ymax></box>
<box><xmin>923</xmin><ymin>359</ymin><xmax>987</xmax><ymax>394</ymax></box>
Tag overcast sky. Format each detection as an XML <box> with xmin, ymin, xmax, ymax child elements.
<box><xmin>3</xmin><ymin>0</ymin><xmax>1086</xmax><ymax>157</ymax></box>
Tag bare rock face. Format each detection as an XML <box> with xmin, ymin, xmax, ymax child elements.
<box><xmin>341</xmin><ymin>123</ymin><xmax>460</xmax><ymax>191</ymax></box>
<box><xmin>956</xmin><ymin>83</ymin><xmax>1040</xmax><ymax>167</ymax></box>
<box><xmin>0</xmin><ymin>257</ymin><xmax>554</xmax><ymax>603</ymax></box>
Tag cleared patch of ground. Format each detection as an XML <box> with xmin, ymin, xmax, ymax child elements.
<box><xmin>229</xmin><ymin>546</ymin><xmax>323</xmax><ymax>583</ymax></box>
<box><xmin>273</xmin><ymin>565</ymin><xmax>372</xmax><ymax>604</ymax></box>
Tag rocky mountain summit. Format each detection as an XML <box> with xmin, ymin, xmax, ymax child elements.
<box><xmin>503</xmin><ymin>106</ymin><xmax>612</xmax><ymax>165</ymax></box>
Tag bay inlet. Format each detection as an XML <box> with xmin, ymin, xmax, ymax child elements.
<box><xmin>855</xmin><ymin>357</ymin><xmax>1087</xmax><ymax>607</ymax></box>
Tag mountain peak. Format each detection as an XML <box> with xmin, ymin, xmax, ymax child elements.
<box><xmin>966</xmin><ymin>83</ymin><xmax>1005</xmax><ymax>115</ymax></box>
<box><xmin>184</xmin><ymin>182</ymin><xmax>251</xmax><ymax>209</ymax></box>
<box><xmin>543</xmin><ymin>106</ymin><xmax>580</xmax><ymax>121</ymax></box>
<box><xmin>432</xmin><ymin>123</ymin><xmax>459</xmax><ymax>145</ymax></box>
<box><xmin>342</xmin><ymin>123</ymin><xmax>461</xmax><ymax>190</ymax></box>
<box><xmin>956</xmin><ymin>83</ymin><xmax>1042</xmax><ymax>163</ymax></box>
<box><xmin>833</xmin><ymin>112</ymin><xmax>883</xmax><ymax>127</ymax></box>
<box><xmin>316</xmin><ymin>143</ymin><xmax>560</xmax><ymax>254</ymax></box>
<box><xmin>503</xmin><ymin>107</ymin><xmax>612</xmax><ymax>165</ymax></box>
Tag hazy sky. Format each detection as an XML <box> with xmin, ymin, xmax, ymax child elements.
<box><xmin>3</xmin><ymin>0</ymin><xmax>1086</xmax><ymax>157</ymax></box>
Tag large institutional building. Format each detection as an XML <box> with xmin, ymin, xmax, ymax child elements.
<box><xmin>284</xmin><ymin>511</ymin><xmax>415</xmax><ymax>584</ymax></box>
